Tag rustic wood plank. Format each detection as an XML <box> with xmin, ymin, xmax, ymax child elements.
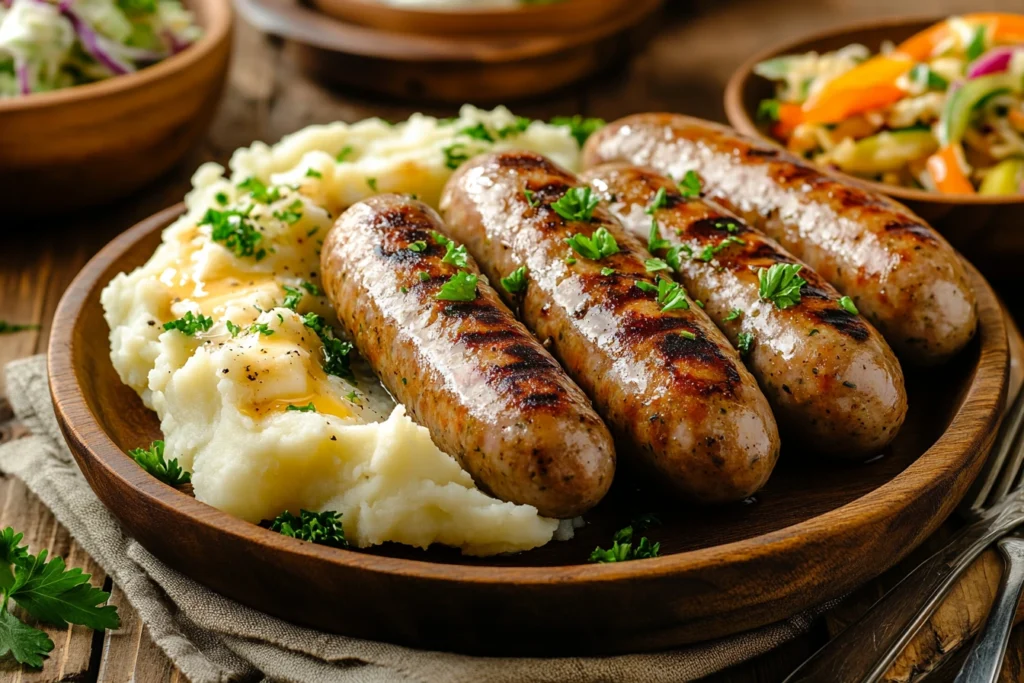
<box><xmin>97</xmin><ymin>586</ymin><xmax>178</xmax><ymax>683</ymax></box>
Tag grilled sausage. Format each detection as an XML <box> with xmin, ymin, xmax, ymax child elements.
<box><xmin>321</xmin><ymin>195</ymin><xmax>615</xmax><ymax>518</ymax></box>
<box><xmin>581</xmin><ymin>164</ymin><xmax>908</xmax><ymax>458</ymax></box>
<box><xmin>582</xmin><ymin>114</ymin><xmax>977</xmax><ymax>365</ymax></box>
<box><xmin>440</xmin><ymin>152</ymin><xmax>780</xmax><ymax>503</ymax></box>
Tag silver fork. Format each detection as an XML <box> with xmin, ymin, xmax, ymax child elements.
<box><xmin>784</xmin><ymin>384</ymin><xmax>1024</xmax><ymax>683</ymax></box>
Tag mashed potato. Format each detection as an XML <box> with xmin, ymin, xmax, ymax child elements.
<box><xmin>102</xmin><ymin>106</ymin><xmax>586</xmax><ymax>555</ymax></box>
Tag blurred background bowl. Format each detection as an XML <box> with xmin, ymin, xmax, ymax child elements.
<box><xmin>724</xmin><ymin>15</ymin><xmax>1024</xmax><ymax>281</ymax></box>
<box><xmin>0</xmin><ymin>0</ymin><xmax>232</xmax><ymax>215</ymax></box>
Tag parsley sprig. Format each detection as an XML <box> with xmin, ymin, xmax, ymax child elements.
<box><xmin>501</xmin><ymin>266</ymin><xmax>528</xmax><ymax>294</ymax></box>
<box><xmin>236</xmin><ymin>177</ymin><xmax>280</xmax><ymax>204</ymax></box>
<box><xmin>589</xmin><ymin>514</ymin><xmax>662</xmax><ymax>563</ymax></box>
<box><xmin>677</xmin><ymin>170</ymin><xmax>702</xmax><ymax>198</ymax></box>
<box><xmin>269</xmin><ymin>511</ymin><xmax>347</xmax><ymax>548</ymax></box>
<box><xmin>648</xmin><ymin>219</ymin><xmax>671</xmax><ymax>253</ymax></box>
<box><xmin>552</xmin><ymin>187</ymin><xmax>600</xmax><ymax>222</ymax></box>
<box><xmin>162</xmin><ymin>311</ymin><xmax>213</xmax><ymax>336</ymax></box>
<box><xmin>838</xmin><ymin>295</ymin><xmax>859</xmax><ymax>315</ymax></box>
<box><xmin>565</xmin><ymin>227</ymin><xmax>619</xmax><ymax>261</ymax></box>
<box><xmin>636</xmin><ymin>277</ymin><xmax>690</xmax><ymax>312</ymax></box>
<box><xmin>441</xmin><ymin>242</ymin><xmax>469</xmax><ymax>268</ymax></box>
<box><xmin>128</xmin><ymin>440</ymin><xmax>191</xmax><ymax>487</ymax></box>
<box><xmin>435</xmin><ymin>271</ymin><xmax>479</xmax><ymax>302</ymax></box>
<box><xmin>202</xmin><ymin>208</ymin><xmax>267</xmax><ymax>261</ymax></box>
<box><xmin>302</xmin><ymin>313</ymin><xmax>355</xmax><ymax>381</ymax></box>
<box><xmin>758</xmin><ymin>263</ymin><xmax>807</xmax><ymax>309</ymax></box>
<box><xmin>0</xmin><ymin>528</ymin><xmax>120</xmax><ymax>668</ymax></box>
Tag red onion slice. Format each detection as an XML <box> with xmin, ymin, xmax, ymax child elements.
<box><xmin>967</xmin><ymin>46</ymin><xmax>1024</xmax><ymax>79</ymax></box>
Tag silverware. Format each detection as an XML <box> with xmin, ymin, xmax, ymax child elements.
<box><xmin>953</xmin><ymin>536</ymin><xmax>1024</xmax><ymax>683</ymax></box>
<box><xmin>784</xmin><ymin>384</ymin><xmax>1024</xmax><ymax>683</ymax></box>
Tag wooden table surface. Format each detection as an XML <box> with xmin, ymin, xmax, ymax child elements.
<box><xmin>2</xmin><ymin>0</ymin><xmax>1023</xmax><ymax>680</ymax></box>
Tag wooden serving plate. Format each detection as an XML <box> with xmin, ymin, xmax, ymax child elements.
<box><xmin>49</xmin><ymin>204</ymin><xmax>1008</xmax><ymax>655</ymax></box>
<box><xmin>235</xmin><ymin>0</ymin><xmax>661</xmax><ymax>103</ymax></box>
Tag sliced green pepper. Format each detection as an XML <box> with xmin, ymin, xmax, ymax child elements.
<box><xmin>937</xmin><ymin>72</ymin><xmax>1020</xmax><ymax>146</ymax></box>
<box><xmin>979</xmin><ymin>158</ymin><xmax>1024</xmax><ymax>196</ymax></box>
<box><xmin>833</xmin><ymin>129</ymin><xmax>938</xmax><ymax>174</ymax></box>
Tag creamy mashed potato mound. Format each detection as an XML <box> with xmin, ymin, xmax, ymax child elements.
<box><xmin>102</xmin><ymin>106</ymin><xmax>584</xmax><ymax>555</ymax></box>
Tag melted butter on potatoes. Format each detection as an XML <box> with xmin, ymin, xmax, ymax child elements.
<box><xmin>101</xmin><ymin>106</ymin><xmax>584</xmax><ymax>555</ymax></box>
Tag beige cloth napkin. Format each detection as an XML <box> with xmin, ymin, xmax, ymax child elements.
<box><xmin>0</xmin><ymin>355</ymin><xmax>834</xmax><ymax>683</ymax></box>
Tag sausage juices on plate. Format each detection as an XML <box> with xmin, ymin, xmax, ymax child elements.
<box><xmin>582</xmin><ymin>114</ymin><xmax>977</xmax><ymax>366</ymax></box>
<box><xmin>322</xmin><ymin>195</ymin><xmax>615</xmax><ymax>518</ymax></box>
<box><xmin>581</xmin><ymin>164</ymin><xmax>908</xmax><ymax>458</ymax></box>
<box><xmin>441</xmin><ymin>152</ymin><xmax>780</xmax><ymax>503</ymax></box>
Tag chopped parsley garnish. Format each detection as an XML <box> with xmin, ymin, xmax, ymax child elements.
<box><xmin>162</xmin><ymin>311</ymin><xmax>213</xmax><ymax>336</ymax></box>
<box><xmin>736</xmin><ymin>332</ymin><xmax>755</xmax><ymax>357</ymax></box>
<box><xmin>645</xmin><ymin>258</ymin><xmax>670</xmax><ymax>273</ymax></box>
<box><xmin>441</xmin><ymin>242</ymin><xmax>469</xmax><ymax>267</ymax></box>
<box><xmin>588</xmin><ymin>518</ymin><xmax>661</xmax><ymax>563</ymax></box>
<box><xmin>408</xmin><ymin>240</ymin><xmax>428</xmax><ymax>253</ymax></box>
<box><xmin>523</xmin><ymin>189</ymin><xmax>539</xmax><ymax>208</ymax></box>
<box><xmin>236</xmin><ymin>177</ymin><xmax>279</xmax><ymax>204</ymax></box>
<box><xmin>128</xmin><ymin>440</ymin><xmax>190</xmax><ymax>487</ymax></box>
<box><xmin>336</xmin><ymin>145</ymin><xmax>354</xmax><ymax>162</ymax></box>
<box><xmin>345</xmin><ymin>390</ymin><xmax>359</xmax><ymax>403</ymax></box>
<box><xmin>248</xmin><ymin>322</ymin><xmax>275</xmax><ymax>336</ymax></box>
<box><xmin>366</xmin><ymin>177</ymin><xmax>378</xmax><ymax>191</ymax></box>
<box><xmin>417</xmin><ymin>271</ymin><xmax>431</xmax><ymax>281</ymax></box>
<box><xmin>226</xmin><ymin>320</ymin><xmax>241</xmax><ymax>337</ymax></box>
<box><xmin>664</xmin><ymin>244</ymin><xmax>691</xmax><ymax>272</ymax></box>
<box><xmin>0</xmin><ymin>526</ymin><xmax>120</xmax><ymax>668</ymax></box>
<box><xmin>757</xmin><ymin>99</ymin><xmax>781</xmax><ymax>122</ymax></box>
<box><xmin>549</xmin><ymin>115</ymin><xmax>606</xmax><ymax>147</ymax></box>
<box><xmin>435</xmin><ymin>271</ymin><xmax>479</xmax><ymax>302</ymax></box>
<box><xmin>305</xmin><ymin>168</ymin><xmax>323</xmax><ymax>179</ymax></box>
<box><xmin>215</xmin><ymin>191</ymin><xmax>228</xmax><ymax>206</ymax></box>
<box><xmin>724</xmin><ymin>308</ymin><xmax>742</xmax><ymax>322</ymax></box>
<box><xmin>648</xmin><ymin>219</ymin><xmax>671</xmax><ymax>253</ymax></box>
<box><xmin>496</xmin><ymin>116</ymin><xmax>531</xmax><ymax>138</ymax></box>
<box><xmin>286</xmin><ymin>403</ymin><xmax>316</xmax><ymax>412</ymax></box>
<box><xmin>680</xmin><ymin>330</ymin><xmax>696</xmax><ymax>340</ymax></box>
<box><xmin>301</xmin><ymin>281</ymin><xmax>323</xmax><ymax>296</ymax></box>
<box><xmin>442</xmin><ymin>143</ymin><xmax>471</xmax><ymax>170</ymax></box>
<box><xmin>459</xmin><ymin>122</ymin><xmax>493</xmax><ymax>142</ymax></box>
<box><xmin>0</xmin><ymin>321</ymin><xmax>40</xmax><ymax>334</ymax></box>
<box><xmin>645</xmin><ymin>188</ymin><xmax>669</xmax><ymax>215</ymax></box>
<box><xmin>838</xmin><ymin>295</ymin><xmax>859</xmax><ymax>315</ymax></box>
<box><xmin>269</xmin><ymin>510</ymin><xmax>347</xmax><ymax>548</ymax></box>
<box><xmin>302</xmin><ymin>313</ymin><xmax>355</xmax><ymax>381</ymax></box>
<box><xmin>677</xmin><ymin>170</ymin><xmax>702</xmax><ymax>198</ymax></box>
<box><xmin>758</xmin><ymin>263</ymin><xmax>806</xmax><ymax>309</ymax></box>
<box><xmin>635</xmin><ymin>280</ymin><xmax>657</xmax><ymax>293</ymax></box>
<box><xmin>501</xmin><ymin>266</ymin><xmax>528</xmax><ymax>293</ymax></box>
<box><xmin>565</xmin><ymin>227</ymin><xmax>619</xmax><ymax>260</ymax></box>
<box><xmin>431</xmin><ymin>230</ymin><xmax>451</xmax><ymax>246</ymax></box>
<box><xmin>273</xmin><ymin>199</ymin><xmax>304</xmax><ymax>225</ymax></box>
<box><xmin>564</xmin><ymin>253</ymin><xmax>577</xmax><ymax>265</ymax></box>
<box><xmin>600</xmin><ymin>267</ymin><xmax>616</xmax><ymax>276</ymax></box>
<box><xmin>698</xmin><ymin>235</ymin><xmax>745</xmax><ymax>262</ymax></box>
<box><xmin>655</xmin><ymin>277</ymin><xmax>690</xmax><ymax>312</ymax></box>
<box><xmin>282</xmin><ymin>285</ymin><xmax>304</xmax><ymax>311</ymax></box>
<box><xmin>713</xmin><ymin>219</ymin><xmax>740</xmax><ymax>233</ymax></box>
<box><xmin>809</xmin><ymin>329</ymin><xmax>820</xmax><ymax>336</ymax></box>
<box><xmin>202</xmin><ymin>208</ymin><xmax>266</xmax><ymax>261</ymax></box>
<box><xmin>551</xmin><ymin>186</ymin><xmax>601</xmax><ymax>222</ymax></box>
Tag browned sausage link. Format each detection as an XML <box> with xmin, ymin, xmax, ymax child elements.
<box><xmin>582</xmin><ymin>164</ymin><xmax>908</xmax><ymax>458</ymax></box>
<box><xmin>321</xmin><ymin>195</ymin><xmax>615</xmax><ymax>518</ymax></box>
<box><xmin>582</xmin><ymin>114</ymin><xmax>978</xmax><ymax>365</ymax></box>
<box><xmin>440</xmin><ymin>152</ymin><xmax>780</xmax><ymax>503</ymax></box>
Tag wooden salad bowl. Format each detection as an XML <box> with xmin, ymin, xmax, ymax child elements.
<box><xmin>48</xmin><ymin>204</ymin><xmax>1009</xmax><ymax>655</ymax></box>
<box><xmin>724</xmin><ymin>15</ymin><xmax>1024</xmax><ymax>281</ymax></box>
<box><xmin>0</xmin><ymin>0</ymin><xmax>232</xmax><ymax>215</ymax></box>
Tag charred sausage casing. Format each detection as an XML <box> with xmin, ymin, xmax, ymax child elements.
<box><xmin>441</xmin><ymin>152</ymin><xmax>780</xmax><ymax>503</ymax></box>
<box><xmin>321</xmin><ymin>195</ymin><xmax>615</xmax><ymax>518</ymax></box>
<box><xmin>581</xmin><ymin>163</ymin><xmax>908</xmax><ymax>458</ymax></box>
<box><xmin>582</xmin><ymin>114</ymin><xmax>977</xmax><ymax>365</ymax></box>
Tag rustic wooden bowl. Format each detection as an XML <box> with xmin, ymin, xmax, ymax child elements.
<box><xmin>0</xmin><ymin>0</ymin><xmax>232</xmax><ymax>215</ymax></box>
<box><xmin>310</xmin><ymin>0</ymin><xmax>634</xmax><ymax>36</ymax></box>
<box><xmin>724</xmin><ymin>16</ymin><xmax>1024</xmax><ymax>281</ymax></box>
<box><xmin>49</xmin><ymin>204</ymin><xmax>1008</xmax><ymax>655</ymax></box>
<box><xmin>235</xmin><ymin>0</ymin><xmax>660</xmax><ymax>103</ymax></box>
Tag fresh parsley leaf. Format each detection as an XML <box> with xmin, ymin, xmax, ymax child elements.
<box><xmin>966</xmin><ymin>24</ymin><xmax>987</xmax><ymax>62</ymax></box>
<box><xmin>226</xmin><ymin>320</ymin><xmax>241</xmax><ymax>337</ymax></box>
<box><xmin>549</xmin><ymin>115</ymin><xmax>606</xmax><ymax>147</ymax></box>
<box><xmin>248</xmin><ymin>322</ymin><xmax>275</xmax><ymax>336</ymax></box>
<box><xmin>366</xmin><ymin>177</ymin><xmax>378</xmax><ymax>192</ymax></box>
<box><xmin>431</xmin><ymin>230</ymin><xmax>451</xmax><ymax>247</ymax></box>
<box><xmin>442</xmin><ymin>143</ymin><xmax>471</xmax><ymax>170</ymax></box>
<box><xmin>565</xmin><ymin>227</ymin><xmax>619</xmax><ymax>261</ymax></box>
<box><xmin>664</xmin><ymin>244</ymin><xmax>691</xmax><ymax>272</ymax></box>
<box><xmin>496</xmin><ymin>116</ymin><xmax>531</xmax><ymax>138</ymax></box>
<box><xmin>287</xmin><ymin>403</ymin><xmax>316</xmax><ymax>412</ymax></box>
<box><xmin>417</xmin><ymin>271</ymin><xmax>431</xmax><ymax>282</ymax></box>
<box><xmin>501</xmin><ymin>266</ymin><xmax>528</xmax><ymax>294</ymax></box>
<box><xmin>282</xmin><ymin>285</ymin><xmax>304</xmax><ymax>311</ymax></box>
<box><xmin>459</xmin><ymin>122</ymin><xmax>494</xmax><ymax>142</ymax></box>
<box><xmin>301</xmin><ymin>281</ymin><xmax>323</xmax><ymax>296</ymax></box>
<box><xmin>336</xmin><ymin>145</ymin><xmax>354</xmax><ymax>162</ymax></box>
<box><xmin>162</xmin><ymin>311</ymin><xmax>213</xmax><ymax>336</ymax></box>
<box><xmin>305</xmin><ymin>168</ymin><xmax>323</xmax><ymax>179</ymax></box>
<box><xmin>757</xmin><ymin>99</ymin><xmax>781</xmax><ymax>122</ymax></box>
<box><xmin>127</xmin><ymin>441</ymin><xmax>191</xmax><ymax>487</ymax></box>
<box><xmin>680</xmin><ymin>330</ymin><xmax>696</xmax><ymax>340</ymax></box>
<box><xmin>0</xmin><ymin>609</ymin><xmax>52</xmax><ymax>668</ymax></box>
<box><xmin>301</xmin><ymin>313</ymin><xmax>355</xmax><ymax>381</ymax></box>
<box><xmin>236</xmin><ymin>177</ymin><xmax>279</xmax><ymax>204</ymax></box>
<box><xmin>600</xmin><ymin>267</ymin><xmax>616</xmax><ymax>276</ymax></box>
<box><xmin>712</xmin><ymin>219</ymin><xmax>740</xmax><ymax>233</ymax></box>
<box><xmin>564</xmin><ymin>253</ymin><xmax>577</xmax><ymax>265</ymax></box>
<box><xmin>0</xmin><ymin>321</ymin><xmax>40</xmax><ymax>334</ymax></box>
<box><xmin>758</xmin><ymin>263</ymin><xmax>807</xmax><ymax>309</ymax></box>
<box><xmin>645</xmin><ymin>188</ymin><xmax>668</xmax><ymax>215</ymax></box>
<box><xmin>648</xmin><ymin>219</ymin><xmax>671</xmax><ymax>253</ymax></box>
<box><xmin>698</xmin><ymin>236</ymin><xmax>745</xmax><ymax>262</ymax></box>
<box><xmin>588</xmin><ymin>524</ymin><xmax>661</xmax><ymax>563</ymax></box>
<box><xmin>737</xmin><ymin>332</ymin><xmax>755</xmax><ymax>357</ymax></box>
<box><xmin>269</xmin><ymin>510</ymin><xmax>347</xmax><ymax>548</ymax></box>
<box><xmin>408</xmin><ymin>241</ymin><xmax>428</xmax><ymax>253</ymax></box>
<box><xmin>838</xmin><ymin>295</ymin><xmax>859</xmax><ymax>315</ymax></box>
<box><xmin>645</xmin><ymin>258</ymin><xmax>670</xmax><ymax>273</ymax></box>
<box><xmin>441</xmin><ymin>242</ymin><xmax>469</xmax><ymax>267</ymax></box>
<box><xmin>634</xmin><ymin>280</ymin><xmax>657</xmax><ymax>293</ymax></box>
<box><xmin>656</xmin><ymin>277</ymin><xmax>690</xmax><ymax>312</ymax></box>
<box><xmin>0</xmin><ymin>530</ymin><xmax>28</xmax><ymax>573</ymax></box>
<box><xmin>273</xmin><ymin>199</ymin><xmax>304</xmax><ymax>225</ymax></box>
<box><xmin>9</xmin><ymin>551</ymin><xmax>120</xmax><ymax>631</ymax></box>
<box><xmin>523</xmin><ymin>189</ymin><xmax>539</xmax><ymax>208</ymax></box>
<box><xmin>551</xmin><ymin>186</ymin><xmax>601</xmax><ymax>222</ymax></box>
<box><xmin>435</xmin><ymin>271</ymin><xmax>478</xmax><ymax>302</ymax></box>
<box><xmin>202</xmin><ymin>209</ymin><xmax>266</xmax><ymax>261</ymax></box>
<box><xmin>724</xmin><ymin>308</ymin><xmax>742</xmax><ymax>322</ymax></box>
<box><xmin>214</xmin><ymin>191</ymin><xmax>229</xmax><ymax>206</ymax></box>
<box><xmin>677</xmin><ymin>170</ymin><xmax>702</xmax><ymax>199</ymax></box>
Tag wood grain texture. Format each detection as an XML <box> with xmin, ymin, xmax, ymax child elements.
<box><xmin>0</xmin><ymin>0</ymin><xmax>233</xmax><ymax>214</ymax></box>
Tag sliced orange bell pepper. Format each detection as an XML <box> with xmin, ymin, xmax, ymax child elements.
<box><xmin>926</xmin><ymin>144</ymin><xmax>976</xmax><ymax>194</ymax></box>
<box><xmin>897</xmin><ymin>13</ymin><xmax>1024</xmax><ymax>60</ymax></box>
<box><xmin>770</xmin><ymin>102</ymin><xmax>804</xmax><ymax>139</ymax></box>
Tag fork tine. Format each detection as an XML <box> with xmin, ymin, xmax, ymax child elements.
<box><xmin>990</xmin><ymin>397</ymin><xmax>1024</xmax><ymax>505</ymax></box>
<box><xmin>964</xmin><ymin>386</ymin><xmax>1024</xmax><ymax>514</ymax></box>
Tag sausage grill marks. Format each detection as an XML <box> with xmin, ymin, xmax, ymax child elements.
<box><xmin>322</xmin><ymin>195</ymin><xmax>615</xmax><ymax>518</ymax></box>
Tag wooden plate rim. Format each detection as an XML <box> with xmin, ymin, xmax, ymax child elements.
<box><xmin>0</xmin><ymin>0</ymin><xmax>233</xmax><ymax>113</ymax></box>
<box><xmin>49</xmin><ymin>203</ymin><xmax>1008</xmax><ymax>586</ymax></box>
<box><xmin>723</xmin><ymin>13</ymin><xmax>1024</xmax><ymax>207</ymax></box>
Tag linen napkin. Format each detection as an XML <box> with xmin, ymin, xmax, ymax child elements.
<box><xmin>0</xmin><ymin>355</ymin><xmax>833</xmax><ymax>683</ymax></box>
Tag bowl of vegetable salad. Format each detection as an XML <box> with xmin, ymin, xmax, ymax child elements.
<box><xmin>0</xmin><ymin>0</ymin><xmax>231</xmax><ymax>213</ymax></box>
<box><xmin>725</xmin><ymin>13</ymin><xmax>1024</xmax><ymax>279</ymax></box>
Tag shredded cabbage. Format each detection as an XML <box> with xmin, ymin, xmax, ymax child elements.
<box><xmin>0</xmin><ymin>0</ymin><xmax>199</xmax><ymax>98</ymax></box>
